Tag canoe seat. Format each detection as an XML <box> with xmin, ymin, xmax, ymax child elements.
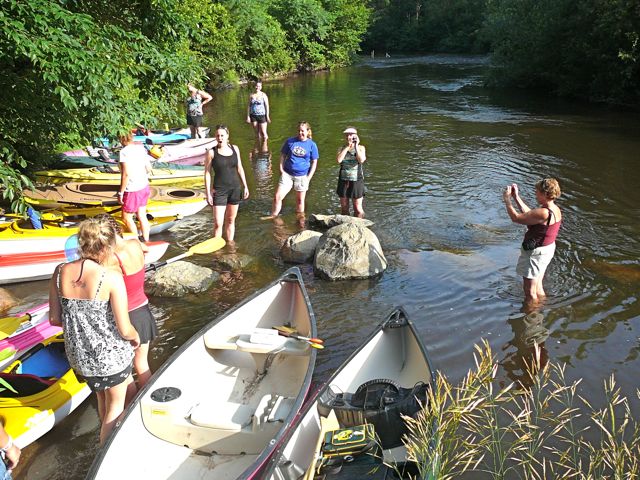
<box><xmin>203</xmin><ymin>328</ymin><xmax>309</xmax><ymax>373</ymax></box>
<box><xmin>189</xmin><ymin>394</ymin><xmax>294</xmax><ymax>432</ymax></box>
<box><xmin>190</xmin><ymin>402</ymin><xmax>254</xmax><ymax>431</ymax></box>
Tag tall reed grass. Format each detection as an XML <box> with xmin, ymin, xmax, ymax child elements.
<box><xmin>403</xmin><ymin>340</ymin><xmax>640</xmax><ymax>479</ymax></box>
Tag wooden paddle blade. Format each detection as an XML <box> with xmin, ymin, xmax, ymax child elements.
<box><xmin>273</xmin><ymin>325</ymin><xmax>296</xmax><ymax>334</ymax></box>
<box><xmin>189</xmin><ymin>237</ymin><xmax>226</xmax><ymax>255</ymax></box>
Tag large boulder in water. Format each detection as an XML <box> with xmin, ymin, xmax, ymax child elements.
<box><xmin>307</xmin><ymin>214</ymin><xmax>374</xmax><ymax>230</ymax></box>
<box><xmin>146</xmin><ymin>261</ymin><xmax>219</xmax><ymax>297</ymax></box>
<box><xmin>314</xmin><ymin>223</ymin><xmax>387</xmax><ymax>280</ymax></box>
<box><xmin>281</xmin><ymin>230</ymin><xmax>323</xmax><ymax>264</ymax></box>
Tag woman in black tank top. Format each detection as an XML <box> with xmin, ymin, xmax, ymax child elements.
<box><xmin>203</xmin><ymin>125</ymin><xmax>249</xmax><ymax>241</ymax></box>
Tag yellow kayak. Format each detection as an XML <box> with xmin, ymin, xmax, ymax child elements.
<box><xmin>24</xmin><ymin>183</ymin><xmax>206</xmax><ymax>212</ymax></box>
<box><xmin>0</xmin><ymin>215</ymin><xmax>179</xmax><ymax>255</ymax></box>
<box><xmin>36</xmin><ymin>164</ymin><xmax>205</xmax><ymax>187</ymax></box>
<box><xmin>0</xmin><ymin>332</ymin><xmax>91</xmax><ymax>448</ymax></box>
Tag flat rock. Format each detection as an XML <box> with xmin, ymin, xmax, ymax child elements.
<box><xmin>146</xmin><ymin>261</ymin><xmax>219</xmax><ymax>297</ymax></box>
<box><xmin>308</xmin><ymin>214</ymin><xmax>374</xmax><ymax>230</ymax></box>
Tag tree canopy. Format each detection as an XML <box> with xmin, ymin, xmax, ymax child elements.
<box><xmin>0</xmin><ymin>0</ymin><xmax>371</xmax><ymax>212</ymax></box>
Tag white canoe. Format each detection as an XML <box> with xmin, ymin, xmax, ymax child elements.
<box><xmin>87</xmin><ymin>267</ymin><xmax>318</xmax><ymax>480</ymax></box>
<box><xmin>0</xmin><ymin>240</ymin><xmax>168</xmax><ymax>285</ymax></box>
<box><xmin>263</xmin><ymin>307</ymin><xmax>436</xmax><ymax>480</ymax></box>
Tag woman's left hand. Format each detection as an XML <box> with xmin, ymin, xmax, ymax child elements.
<box><xmin>503</xmin><ymin>185</ymin><xmax>513</xmax><ymax>200</ymax></box>
<box><xmin>243</xmin><ymin>187</ymin><xmax>250</xmax><ymax>200</ymax></box>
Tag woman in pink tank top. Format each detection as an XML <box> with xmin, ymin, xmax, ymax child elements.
<box><xmin>98</xmin><ymin>214</ymin><xmax>158</xmax><ymax>389</ymax></box>
<box><xmin>504</xmin><ymin>178</ymin><xmax>562</xmax><ymax>307</ymax></box>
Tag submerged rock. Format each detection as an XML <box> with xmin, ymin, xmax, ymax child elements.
<box><xmin>314</xmin><ymin>223</ymin><xmax>387</xmax><ymax>280</ymax></box>
<box><xmin>146</xmin><ymin>261</ymin><xmax>219</xmax><ymax>297</ymax></box>
<box><xmin>281</xmin><ymin>230</ymin><xmax>323</xmax><ymax>264</ymax></box>
<box><xmin>214</xmin><ymin>253</ymin><xmax>254</xmax><ymax>271</ymax></box>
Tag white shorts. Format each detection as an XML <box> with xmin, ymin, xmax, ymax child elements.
<box><xmin>279</xmin><ymin>172</ymin><xmax>309</xmax><ymax>192</ymax></box>
<box><xmin>516</xmin><ymin>242</ymin><xmax>556</xmax><ymax>279</ymax></box>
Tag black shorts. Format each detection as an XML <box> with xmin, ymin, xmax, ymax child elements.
<box><xmin>77</xmin><ymin>363</ymin><xmax>133</xmax><ymax>392</ymax></box>
<box><xmin>130</xmin><ymin>303</ymin><xmax>158</xmax><ymax>345</ymax></box>
<box><xmin>336</xmin><ymin>179</ymin><xmax>365</xmax><ymax>199</ymax></box>
<box><xmin>186</xmin><ymin>114</ymin><xmax>203</xmax><ymax>127</ymax></box>
<box><xmin>213</xmin><ymin>187</ymin><xmax>242</xmax><ymax>206</ymax></box>
<box><xmin>250</xmin><ymin>114</ymin><xmax>267</xmax><ymax>124</ymax></box>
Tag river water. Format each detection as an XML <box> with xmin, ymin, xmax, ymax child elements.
<box><xmin>10</xmin><ymin>55</ymin><xmax>640</xmax><ymax>479</ymax></box>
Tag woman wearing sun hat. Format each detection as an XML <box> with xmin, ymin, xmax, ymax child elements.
<box><xmin>336</xmin><ymin>127</ymin><xmax>367</xmax><ymax>218</ymax></box>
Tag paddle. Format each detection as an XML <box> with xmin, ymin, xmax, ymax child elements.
<box><xmin>0</xmin><ymin>303</ymin><xmax>49</xmax><ymax>341</ymax></box>
<box><xmin>145</xmin><ymin>237</ymin><xmax>226</xmax><ymax>272</ymax></box>
<box><xmin>0</xmin><ymin>315</ymin><xmax>31</xmax><ymax>341</ymax></box>
<box><xmin>272</xmin><ymin>326</ymin><xmax>325</xmax><ymax>349</ymax></box>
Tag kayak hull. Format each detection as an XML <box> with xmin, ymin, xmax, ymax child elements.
<box><xmin>0</xmin><ymin>240</ymin><xmax>168</xmax><ymax>285</ymax></box>
<box><xmin>0</xmin><ymin>333</ymin><xmax>91</xmax><ymax>448</ymax></box>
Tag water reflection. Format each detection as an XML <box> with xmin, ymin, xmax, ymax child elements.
<box><xmin>500</xmin><ymin>310</ymin><xmax>550</xmax><ymax>389</ymax></box>
<box><xmin>249</xmin><ymin>140</ymin><xmax>273</xmax><ymax>198</ymax></box>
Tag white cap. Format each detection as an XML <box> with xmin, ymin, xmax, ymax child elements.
<box><xmin>343</xmin><ymin>127</ymin><xmax>358</xmax><ymax>134</ymax></box>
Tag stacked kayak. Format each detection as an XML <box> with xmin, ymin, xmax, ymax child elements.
<box><xmin>0</xmin><ymin>331</ymin><xmax>91</xmax><ymax>448</ymax></box>
<box><xmin>0</xmin><ymin>304</ymin><xmax>57</xmax><ymax>369</ymax></box>
<box><xmin>24</xmin><ymin>183</ymin><xmax>207</xmax><ymax>217</ymax></box>
<box><xmin>0</xmin><ymin>239</ymin><xmax>168</xmax><ymax>285</ymax></box>
<box><xmin>35</xmin><ymin>163</ymin><xmax>205</xmax><ymax>186</ymax></box>
<box><xmin>0</xmin><ymin>217</ymin><xmax>175</xmax><ymax>255</ymax></box>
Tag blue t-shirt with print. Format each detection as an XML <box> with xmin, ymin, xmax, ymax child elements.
<box><xmin>281</xmin><ymin>137</ymin><xmax>319</xmax><ymax>176</ymax></box>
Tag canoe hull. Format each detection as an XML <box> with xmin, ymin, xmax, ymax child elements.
<box><xmin>87</xmin><ymin>267</ymin><xmax>317</xmax><ymax>480</ymax></box>
<box><xmin>262</xmin><ymin>307</ymin><xmax>437</xmax><ymax>480</ymax></box>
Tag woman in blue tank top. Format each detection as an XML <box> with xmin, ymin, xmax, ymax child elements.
<box><xmin>246</xmin><ymin>80</ymin><xmax>271</xmax><ymax>144</ymax></box>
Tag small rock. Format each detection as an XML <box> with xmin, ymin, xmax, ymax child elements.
<box><xmin>281</xmin><ymin>230</ymin><xmax>323</xmax><ymax>264</ymax></box>
<box><xmin>214</xmin><ymin>253</ymin><xmax>253</xmax><ymax>270</ymax></box>
<box><xmin>146</xmin><ymin>261</ymin><xmax>219</xmax><ymax>297</ymax></box>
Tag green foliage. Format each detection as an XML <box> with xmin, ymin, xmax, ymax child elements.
<box><xmin>0</xmin><ymin>0</ymin><xmax>372</xmax><ymax>212</ymax></box>
<box><xmin>268</xmin><ymin>0</ymin><xmax>332</xmax><ymax>70</ymax></box>
<box><xmin>482</xmin><ymin>0</ymin><xmax>640</xmax><ymax>105</ymax></box>
<box><xmin>404</xmin><ymin>341</ymin><xmax>640</xmax><ymax>479</ymax></box>
<box><xmin>363</xmin><ymin>0</ymin><xmax>489</xmax><ymax>53</ymax></box>
<box><xmin>223</xmin><ymin>0</ymin><xmax>294</xmax><ymax>79</ymax></box>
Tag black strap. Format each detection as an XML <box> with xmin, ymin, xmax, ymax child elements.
<box><xmin>546</xmin><ymin>207</ymin><xmax>555</xmax><ymax>226</ymax></box>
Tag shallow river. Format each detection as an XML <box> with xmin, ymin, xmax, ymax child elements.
<box><xmin>10</xmin><ymin>55</ymin><xmax>640</xmax><ymax>479</ymax></box>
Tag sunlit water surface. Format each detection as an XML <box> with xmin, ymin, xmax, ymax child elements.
<box><xmin>9</xmin><ymin>55</ymin><xmax>640</xmax><ymax>479</ymax></box>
